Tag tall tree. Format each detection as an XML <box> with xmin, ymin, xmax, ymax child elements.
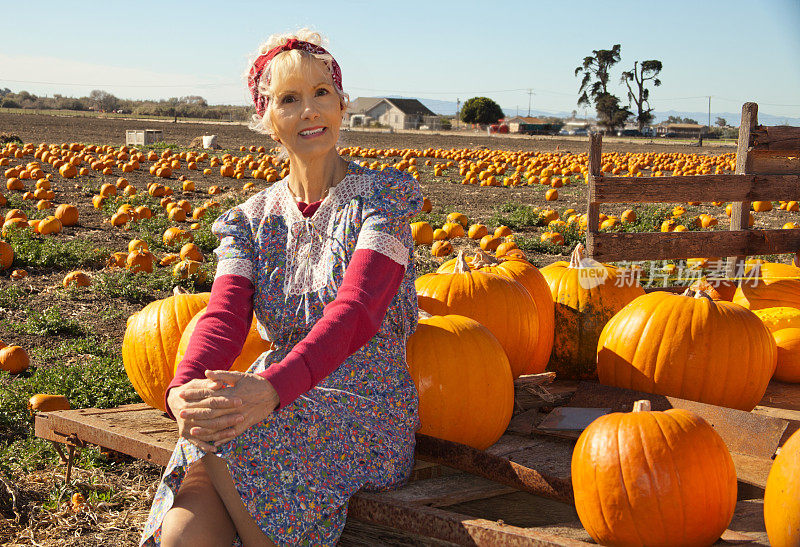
<box><xmin>460</xmin><ymin>97</ymin><xmax>504</xmax><ymax>125</ymax></box>
<box><xmin>620</xmin><ymin>60</ymin><xmax>662</xmax><ymax>131</ymax></box>
<box><xmin>575</xmin><ymin>44</ymin><xmax>628</xmax><ymax>131</ymax></box>
<box><xmin>89</xmin><ymin>90</ymin><xmax>119</xmax><ymax>112</ymax></box>
<box><xmin>575</xmin><ymin>44</ymin><xmax>621</xmax><ymax>106</ymax></box>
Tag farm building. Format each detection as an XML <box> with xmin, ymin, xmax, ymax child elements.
<box><xmin>345</xmin><ymin>97</ymin><xmax>438</xmax><ymax>130</ymax></box>
<box><xmin>505</xmin><ymin>116</ymin><xmax>562</xmax><ymax>135</ymax></box>
<box><xmin>656</xmin><ymin>123</ymin><xmax>710</xmax><ymax>138</ymax></box>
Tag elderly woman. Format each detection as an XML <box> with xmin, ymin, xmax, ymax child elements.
<box><xmin>140</xmin><ymin>29</ymin><xmax>422</xmax><ymax>546</ymax></box>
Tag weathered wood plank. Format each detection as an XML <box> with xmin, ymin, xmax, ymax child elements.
<box><xmin>34</xmin><ymin>407</ymin><xmax>176</xmax><ymax>466</ymax></box>
<box><xmin>378</xmin><ymin>473</ymin><xmax>517</xmax><ymax>507</ymax></box>
<box><xmin>749</xmin><ymin>149</ymin><xmax>800</xmax><ymax>174</ymax></box>
<box><xmin>587</xmin><ymin>228</ymin><xmax>800</xmax><ymax>262</ymax></box>
<box><xmin>591</xmin><ymin>174</ymin><xmax>800</xmax><ymax>203</ymax></box>
<box><xmin>751</xmin><ymin>124</ymin><xmax>800</xmax><ymax>151</ymax></box>
<box><xmin>759</xmin><ymin>380</ymin><xmax>800</xmax><ymax>411</ymax></box>
<box><xmin>349</xmin><ymin>492</ymin><xmax>591</xmax><ymax>546</ymax></box>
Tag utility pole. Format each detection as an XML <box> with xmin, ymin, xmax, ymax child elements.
<box><xmin>527</xmin><ymin>89</ymin><xmax>534</xmax><ymax>117</ymax></box>
<box><xmin>708</xmin><ymin>96</ymin><xmax>711</xmax><ymax>129</ymax></box>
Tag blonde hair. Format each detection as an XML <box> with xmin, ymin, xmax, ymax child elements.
<box><xmin>244</xmin><ymin>28</ymin><xmax>350</xmax><ymax>137</ymax></box>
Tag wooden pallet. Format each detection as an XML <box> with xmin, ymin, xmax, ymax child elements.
<box><xmin>35</xmin><ymin>379</ymin><xmax>800</xmax><ymax>546</ymax></box>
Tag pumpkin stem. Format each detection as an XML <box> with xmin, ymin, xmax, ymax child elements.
<box><xmin>681</xmin><ymin>287</ymin><xmax>714</xmax><ymax>301</ymax></box>
<box><xmin>472</xmin><ymin>248</ymin><xmax>499</xmax><ymax>268</ymax></box>
<box><xmin>568</xmin><ymin>243</ymin><xmax>586</xmax><ymax>269</ymax></box>
<box><xmin>454</xmin><ymin>251</ymin><xmax>471</xmax><ymax>274</ymax></box>
<box><xmin>418</xmin><ymin>310</ymin><xmax>432</xmax><ymax>320</ymax></box>
<box><xmin>632</xmin><ymin>399</ymin><xmax>652</xmax><ymax>412</ymax></box>
<box><xmin>173</xmin><ymin>285</ymin><xmax>189</xmax><ymax>296</ymax></box>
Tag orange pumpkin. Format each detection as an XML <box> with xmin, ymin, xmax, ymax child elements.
<box><xmin>122</xmin><ymin>292</ymin><xmax>210</xmax><ymax>411</ymax></box>
<box><xmin>0</xmin><ymin>240</ymin><xmax>13</xmax><ymax>270</ymax></box>
<box><xmin>0</xmin><ymin>345</ymin><xmax>30</xmax><ymax>373</ymax></box>
<box><xmin>572</xmin><ymin>400</ymin><xmax>737</xmax><ymax>547</ymax></box>
<box><xmin>406</xmin><ymin>314</ymin><xmax>513</xmax><ymax>450</ymax></box>
<box><xmin>410</xmin><ymin>222</ymin><xmax>433</xmax><ymax>245</ymax></box>
<box><xmin>54</xmin><ymin>204</ymin><xmax>79</xmax><ymax>226</ymax></box>
<box><xmin>764</xmin><ymin>428</ymin><xmax>800</xmax><ymax>546</ymax></box>
<box><xmin>416</xmin><ymin>251</ymin><xmax>539</xmax><ymax>378</ymax></box>
<box><xmin>541</xmin><ymin>244</ymin><xmax>645</xmax><ymax>380</ymax></box>
<box><xmin>439</xmin><ymin>250</ymin><xmax>554</xmax><ymax>375</ymax></box>
<box><xmin>598</xmin><ymin>289</ymin><xmax>776</xmax><ymax>411</ymax></box>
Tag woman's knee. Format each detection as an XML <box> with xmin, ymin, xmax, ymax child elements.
<box><xmin>160</xmin><ymin>462</ymin><xmax>236</xmax><ymax>547</ymax></box>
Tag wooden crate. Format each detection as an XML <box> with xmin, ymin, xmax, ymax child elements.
<box><xmin>125</xmin><ymin>129</ymin><xmax>163</xmax><ymax>147</ymax></box>
<box><xmin>35</xmin><ymin>379</ymin><xmax>800</xmax><ymax>545</ymax></box>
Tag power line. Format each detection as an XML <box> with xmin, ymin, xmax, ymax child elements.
<box><xmin>0</xmin><ymin>78</ymin><xmax>237</xmax><ymax>89</ymax></box>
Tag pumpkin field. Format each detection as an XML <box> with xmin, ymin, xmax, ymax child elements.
<box><xmin>1</xmin><ymin>111</ymin><xmax>799</xmax><ymax>545</ymax></box>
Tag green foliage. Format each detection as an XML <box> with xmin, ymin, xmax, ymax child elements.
<box><xmin>4</xmin><ymin>228</ymin><xmax>109</xmax><ymax>270</ymax></box>
<box><xmin>595</xmin><ymin>92</ymin><xmax>632</xmax><ymax>132</ymax></box>
<box><xmin>90</xmin><ymin>269</ymin><xmax>205</xmax><ymax>303</ymax></box>
<box><xmin>460</xmin><ymin>97</ymin><xmax>504</xmax><ymax>125</ymax></box>
<box><xmin>0</xmin><ymin>284</ymin><xmax>27</xmax><ymax>310</ymax></box>
<box><xmin>516</xmin><ymin>223</ymin><xmax>585</xmax><ymax>255</ymax></box>
<box><xmin>410</xmin><ymin>211</ymin><xmax>447</xmax><ymax>228</ymax></box>
<box><xmin>486</xmin><ymin>202</ymin><xmax>542</xmax><ymax>230</ymax></box>
<box><xmin>8</xmin><ymin>306</ymin><xmax>85</xmax><ymax>336</ymax></box>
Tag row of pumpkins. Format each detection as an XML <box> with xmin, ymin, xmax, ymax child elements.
<box><xmin>113</xmin><ymin>242</ymin><xmax>800</xmax><ymax>545</ymax></box>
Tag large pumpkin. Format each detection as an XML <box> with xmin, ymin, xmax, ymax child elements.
<box><xmin>540</xmin><ymin>243</ymin><xmax>644</xmax><ymax>380</ymax></box>
<box><xmin>598</xmin><ymin>289</ymin><xmax>776</xmax><ymax>411</ymax></box>
<box><xmin>572</xmin><ymin>400</ymin><xmax>737</xmax><ymax>547</ymax></box>
<box><xmin>416</xmin><ymin>251</ymin><xmax>539</xmax><ymax>378</ymax></box>
<box><xmin>122</xmin><ymin>292</ymin><xmax>210</xmax><ymax>411</ymax></box>
<box><xmin>174</xmin><ymin>307</ymin><xmax>273</xmax><ymax>375</ymax></box>
<box><xmin>772</xmin><ymin>327</ymin><xmax>800</xmax><ymax>383</ymax></box>
<box><xmin>753</xmin><ymin>306</ymin><xmax>800</xmax><ymax>333</ymax></box>
<box><xmin>438</xmin><ymin>249</ymin><xmax>554</xmax><ymax>374</ymax></box>
<box><xmin>733</xmin><ymin>262</ymin><xmax>800</xmax><ymax>311</ymax></box>
<box><xmin>406</xmin><ymin>314</ymin><xmax>513</xmax><ymax>449</ymax></box>
<box><xmin>764</xmin><ymin>428</ymin><xmax>800</xmax><ymax>546</ymax></box>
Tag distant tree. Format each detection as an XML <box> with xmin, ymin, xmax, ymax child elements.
<box><xmin>595</xmin><ymin>93</ymin><xmax>632</xmax><ymax>132</ymax></box>
<box><xmin>460</xmin><ymin>97</ymin><xmax>504</xmax><ymax>125</ymax></box>
<box><xmin>716</xmin><ymin>117</ymin><xmax>727</xmax><ymax>127</ymax></box>
<box><xmin>666</xmin><ymin>115</ymin><xmax>699</xmax><ymax>124</ymax></box>
<box><xmin>0</xmin><ymin>88</ymin><xmax>11</xmax><ymax>98</ymax></box>
<box><xmin>0</xmin><ymin>98</ymin><xmax>21</xmax><ymax>109</ymax></box>
<box><xmin>620</xmin><ymin>60</ymin><xmax>662</xmax><ymax>131</ymax></box>
<box><xmin>575</xmin><ymin>44</ymin><xmax>628</xmax><ymax>131</ymax></box>
<box><xmin>89</xmin><ymin>90</ymin><xmax>119</xmax><ymax>112</ymax></box>
<box><xmin>179</xmin><ymin>95</ymin><xmax>208</xmax><ymax>108</ymax></box>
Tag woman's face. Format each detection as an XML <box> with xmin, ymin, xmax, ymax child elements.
<box><xmin>267</xmin><ymin>57</ymin><xmax>344</xmax><ymax>160</ymax></box>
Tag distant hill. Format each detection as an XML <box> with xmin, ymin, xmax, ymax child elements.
<box><xmin>401</xmin><ymin>97</ymin><xmax>800</xmax><ymax>126</ymax></box>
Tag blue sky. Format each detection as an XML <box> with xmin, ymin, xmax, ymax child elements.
<box><xmin>2</xmin><ymin>0</ymin><xmax>798</xmax><ymax>119</ymax></box>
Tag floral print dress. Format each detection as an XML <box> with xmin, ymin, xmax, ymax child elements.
<box><xmin>140</xmin><ymin>162</ymin><xmax>423</xmax><ymax>546</ymax></box>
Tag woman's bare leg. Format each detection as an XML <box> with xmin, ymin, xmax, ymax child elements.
<box><xmin>160</xmin><ymin>460</ymin><xmax>237</xmax><ymax>547</ymax></box>
<box><xmin>201</xmin><ymin>453</ymin><xmax>276</xmax><ymax>547</ymax></box>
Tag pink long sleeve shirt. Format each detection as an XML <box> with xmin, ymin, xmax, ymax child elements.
<box><xmin>165</xmin><ymin>199</ymin><xmax>405</xmax><ymax>418</ymax></box>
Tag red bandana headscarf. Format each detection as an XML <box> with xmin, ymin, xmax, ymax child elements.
<box><xmin>247</xmin><ymin>38</ymin><xmax>343</xmax><ymax>117</ymax></box>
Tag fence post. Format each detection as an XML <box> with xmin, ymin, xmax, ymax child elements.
<box><xmin>585</xmin><ymin>134</ymin><xmax>602</xmax><ymax>258</ymax></box>
<box><xmin>726</xmin><ymin>102</ymin><xmax>758</xmax><ymax>279</ymax></box>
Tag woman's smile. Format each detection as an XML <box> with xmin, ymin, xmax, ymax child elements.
<box><xmin>298</xmin><ymin>126</ymin><xmax>327</xmax><ymax>138</ymax></box>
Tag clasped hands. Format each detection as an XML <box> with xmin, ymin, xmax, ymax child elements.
<box><xmin>167</xmin><ymin>370</ymin><xmax>280</xmax><ymax>453</ymax></box>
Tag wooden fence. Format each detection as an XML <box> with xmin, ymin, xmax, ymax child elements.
<box><xmin>585</xmin><ymin>102</ymin><xmax>800</xmax><ymax>279</ymax></box>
